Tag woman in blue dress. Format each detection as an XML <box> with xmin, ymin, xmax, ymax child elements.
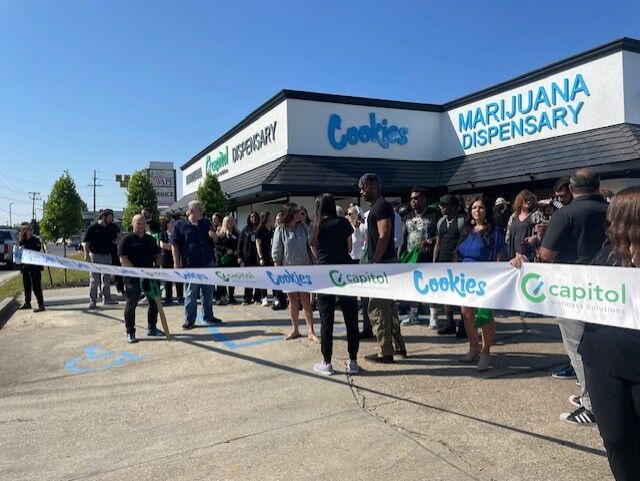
<box><xmin>456</xmin><ymin>195</ymin><xmax>507</xmax><ymax>371</ymax></box>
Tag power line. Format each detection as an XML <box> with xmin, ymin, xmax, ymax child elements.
<box><xmin>0</xmin><ymin>206</ymin><xmax>30</xmax><ymax>215</ymax></box>
<box><xmin>0</xmin><ymin>194</ymin><xmax>30</xmax><ymax>204</ymax></box>
<box><xmin>0</xmin><ymin>177</ymin><xmax>28</xmax><ymax>195</ymax></box>
<box><xmin>1</xmin><ymin>172</ymin><xmax>50</xmax><ymax>188</ymax></box>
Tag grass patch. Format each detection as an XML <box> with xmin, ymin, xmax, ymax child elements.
<box><xmin>0</xmin><ymin>252</ymin><xmax>90</xmax><ymax>299</ymax></box>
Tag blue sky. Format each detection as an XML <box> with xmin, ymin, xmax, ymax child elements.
<box><xmin>0</xmin><ymin>0</ymin><xmax>638</xmax><ymax>223</ymax></box>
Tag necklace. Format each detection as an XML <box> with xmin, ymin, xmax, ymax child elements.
<box><xmin>444</xmin><ymin>216</ymin><xmax>455</xmax><ymax>228</ymax></box>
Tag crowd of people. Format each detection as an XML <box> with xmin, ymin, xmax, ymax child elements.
<box><xmin>15</xmin><ymin>167</ymin><xmax>639</xmax><ymax>481</ymax></box>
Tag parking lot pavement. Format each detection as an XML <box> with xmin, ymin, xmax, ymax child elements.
<box><xmin>0</xmin><ymin>291</ymin><xmax>612</xmax><ymax>480</ymax></box>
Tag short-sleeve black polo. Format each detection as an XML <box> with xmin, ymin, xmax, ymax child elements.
<box><xmin>541</xmin><ymin>195</ymin><xmax>608</xmax><ymax>265</ymax></box>
<box><xmin>118</xmin><ymin>232</ymin><xmax>161</xmax><ymax>268</ymax></box>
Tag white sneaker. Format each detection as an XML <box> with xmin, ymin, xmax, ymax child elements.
<box><xmin>261</xmin><ymin>297</ymin><xmax>270</xmax><ymax>307</ymax></box>
<box><xmin>313</xmin><ymin>362</ymin><xmax>333</xmax><ymax>376</ymax></box>
<box><xmin>400</xmin><ymin>312</ymin><xmax>419</xmax><ymax>325</ymax></box>
<box><xmin>346</xmin><ymin>360</ymin><xmax>360</xmax><ymax>375</ymax></box>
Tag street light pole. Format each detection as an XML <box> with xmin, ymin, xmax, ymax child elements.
<box><xmin>9</xmin><ymin>202</ymin><xmax>13</xmax><ymax>226</ymax></box>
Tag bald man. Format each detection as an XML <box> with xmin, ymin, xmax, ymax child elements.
<box><xmin>118</xmin><ymin>214</ymin><xmax>162</xmax><ymax>344</ymax></box>
<box><xmin>537</xmin><ymin>168</ymin><xmax>608</xmax><ymax>425</ymax></box>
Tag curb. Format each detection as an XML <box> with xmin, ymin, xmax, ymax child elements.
<box><xmin>0</xmin><ymin>295</ymin><xmax>18</xmax><ymax>330</ymax></box>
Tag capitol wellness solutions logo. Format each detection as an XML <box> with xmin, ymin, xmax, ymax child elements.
<box><xmin>215</xmin><ymin>271</ymin><xmax>256</xmax><ymax>283</ymax></box>
<box><xmin>519</xmin><ymin>272</ymin><xmax>627</xmax><ymax>308</ymax></box>
<box><xmin>329</xmin><ymin>270</ymin><xmax>389</xmax><ymax>288</ymax></box>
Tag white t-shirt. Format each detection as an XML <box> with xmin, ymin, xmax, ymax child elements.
<box><xmin>350</xmin><ymin>222</ymin><xmax>367</xmax><ymax>260</ymax></box>
<box><xmin>394</xmin><ymin>212</ymin><xmax>403</xmax><ymax>250</ymax></box>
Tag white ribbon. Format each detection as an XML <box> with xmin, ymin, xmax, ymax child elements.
<box><xmin>17</xmin><ymin>249</ymin><xmax>639</xmax><ymax>330</ymax></box>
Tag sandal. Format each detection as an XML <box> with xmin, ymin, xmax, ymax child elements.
<box><xmin>459</xmin><ymin>346</ymin><xmax>480</xmax><ymax>363</ymax></box>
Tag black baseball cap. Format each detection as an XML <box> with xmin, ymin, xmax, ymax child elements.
<box><xmin>438</xmin><ymin>194</ymin><xmax>457</xmax><ymax>206</ymax></box>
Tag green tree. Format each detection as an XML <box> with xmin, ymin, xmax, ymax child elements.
<box><xmin>122</xmin><ymin>170</ymin><xmax>158</xmax><ymax>228</ymax></box>
<box><xmin>197</xmin><ymin>173</ymin><xmax>227</xmax><ymax>217</ymax></box>
<box><xmin>41</xmin><ymin>171</ymin><xmax>84</xmax><ymax>243</ymax></box>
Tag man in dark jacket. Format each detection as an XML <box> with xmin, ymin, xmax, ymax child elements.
<box><xmin>170</xmin><ymin>200</ymin><xmax>221</xmax><ymax>329</ymax></box>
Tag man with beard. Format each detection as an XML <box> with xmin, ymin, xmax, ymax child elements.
<box><xmin>83</xmin><ymin>208</ymin><xmax>119</xmax><ymax>309</ymax></box>
<box><xmin>359</xmin><ymin>173</ymin><xmax>406</xmax><ymax>363</ymax></box>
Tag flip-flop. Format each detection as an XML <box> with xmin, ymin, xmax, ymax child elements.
<box><xmin>285</xmin><ymin>332</ymin><xmax>301</xmax><ymax>340</ymax></box>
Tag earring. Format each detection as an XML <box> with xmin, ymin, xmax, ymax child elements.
<box><xmin>471</xmin><ymin>219</ymin><xmax>476</xmax><ymax>226</ymax></box>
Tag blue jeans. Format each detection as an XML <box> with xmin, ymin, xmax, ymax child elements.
<box><xmin>184</xmin><ymin>261</ymin><xmax>215</xmax><ymax>323</ymax></box>
<box><xmin>184</xmin><ymin>283</ymin><xmax>214</xmax><ymax>323</ymax></box>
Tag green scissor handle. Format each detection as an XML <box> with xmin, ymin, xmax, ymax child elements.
<box><xmin>141</xmin><ymin>278</ymin><xmax>162</xmax><ymax>298</ymax></box>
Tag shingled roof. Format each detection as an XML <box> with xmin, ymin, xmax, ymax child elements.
<box><xmin>263</xmin><ymin>155</ymin><xmax>442</xmax><ymax>193</ymax></box>
<box><xmin>441</xmin><ymin>123</ymin><xmax>640</xmax><ymax>189</ymax></box>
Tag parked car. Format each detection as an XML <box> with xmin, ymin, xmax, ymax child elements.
<box><xmin>67</xmin><ymin>235</ymin><xmax>82</xmax><ymax>251</ymax></box>
<box><xmin>0</xmin><ymin>228</ymin><xmax>19</xmax><ymax>269</ymax></box>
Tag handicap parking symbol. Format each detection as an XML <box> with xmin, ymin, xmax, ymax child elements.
<box><xmin>64</xmin><ymin>345</ymin><xmax>144</xmax><ymax>374</ymax></box>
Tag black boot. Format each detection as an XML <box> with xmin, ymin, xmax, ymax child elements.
<box><xmin>437</xmin><ymin>312</ymin><xmax>456</xmax><ymax>335</ymax></box>
<box><xmin>456</xmin><ymin>320</ymin><xmax>468</xmax><ymax>339</ymax></box>
<box><xmin>437</xmin><ymin>320</ymin><xmax>456</xmax><ymax>335</ymax></box>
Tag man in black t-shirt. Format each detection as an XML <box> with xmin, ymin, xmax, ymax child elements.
<box><xmin>359</xmin><ymin>173</ymin><xmax>406</xmax><ymax>363</ymax></box>
<box><xmin>83</xmin><ymin>209</ymin><xmax>119</xmax><ymax>309</ymax></box>
<box><xmin>118</xmin><ymin>214</ymin><xmax>162</xmax><ymax>344</ymax></box>
<box><xmin>433</xmin><ymin>194</ymin><xmax>466</xmax><ymax>337</ymax></box>
<box><xmin>535</xmin><ymin>168</ymin><xmax>608</xmax><ymax>425</ymax></box>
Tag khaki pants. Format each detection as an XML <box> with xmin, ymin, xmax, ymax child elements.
<box><xmin>368</xmin><ymin>298</ymin><xmax>405</xmax><ymax>356</ymax></box>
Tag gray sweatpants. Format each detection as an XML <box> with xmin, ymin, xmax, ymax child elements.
<box><xmin>89</xmin><ymin>252</ymin><xmax>113</xmax><ymax>303</ymax></box>
<box><xmin>558</xmin><ymin>318</ymin><xmax>591</xmax><ymax>411</ymax></box>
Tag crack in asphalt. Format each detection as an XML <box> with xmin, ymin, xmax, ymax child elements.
<box><xmin>346</xmin><ymin>373</ymin><xmax>492</xmax><ymax>481</ymax></box>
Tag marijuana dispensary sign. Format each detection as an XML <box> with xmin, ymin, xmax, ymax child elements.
<box><xmin>457</xmin><ymin>73</ymin><xmax>591</xmax><ymax>150</ymax></box>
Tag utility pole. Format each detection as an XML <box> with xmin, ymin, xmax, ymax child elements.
<box><xmin>9</xmin><ymin>202</ymin><xmax>13</xmax><ymax>226</ymax></box>
<box><xmin>28</xmin><ymin>192</ymin><xmax>41</xmax><ymax>222</ymax></box>
<box><xmin>88</xmin><ymin>170</ymin><xmax>102</xmax><ymax>211</ymax></box>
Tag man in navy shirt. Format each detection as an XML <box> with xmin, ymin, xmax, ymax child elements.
<box><xmin>170</xmin><ymin>200</ymin><xmax>221</xmax><ymax>329</ymax></box>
